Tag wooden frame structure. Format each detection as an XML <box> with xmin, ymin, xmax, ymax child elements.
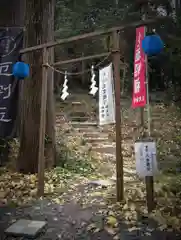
<box><xmin>20</xmin><ymin>16</ymin><xmax>170</xmax><ymax>202</ymax></box>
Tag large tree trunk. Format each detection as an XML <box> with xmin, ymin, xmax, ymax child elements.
<box><xmin>0</xmin><ymin>0</ymin><xmax>24</xmax><ymax>26</ymax></box>
<box><xmin>45</xmin><ymin>0</ymin><xmax>56</xmax><ymax>168</ymax></box>
<box><xmin>18</xmin><ymin>0</ymin><xmax>55</xmax><ymax>174</ymax></box>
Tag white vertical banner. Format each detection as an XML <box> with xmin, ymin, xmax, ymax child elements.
<box><xmin>134</xmin><ymin>141</ymin><xmax>158</xmax><ymax>178</ymax></box>
<box><xmin>99</xmin><ymin>63</ymin><xmax>115</xmax><ymax>125</ymax></box>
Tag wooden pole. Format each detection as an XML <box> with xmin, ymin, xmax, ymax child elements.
<box><xmin>37</xmin><ymin>47</ymin><xmax>48</xmax><ymax>197</ymax></box>
<box><xmin>140</xmin><ymin>108</ymin><xmax>144</xmax><ymax>134</ymax></box>
<box><xmin>140</xmin><ymin>10</ymin><xmax>146</xmax><ymax>136</ymax></box>
<box><xmin>112</xmin><ymin>31</ymin><xmax>124</xmax><ymax>201</ymax></box>
<box><xmin>145</xmin><ymin>51</ymin><xmax>155</xmax><ymax>212</ymax></box>
<box><xmin>20</xmin><ymin>17</ymin><xmax>171</xmax><ymax>54</ymax></box>
<box><xmin>145</xmin><ymin>175</ymin><xmax>154</xmax><ymax>212</ymax></box>
<box><xmin>53</xmin><ymin>52</ymin><xmax>110</xmax><ymax>66</ymax></box>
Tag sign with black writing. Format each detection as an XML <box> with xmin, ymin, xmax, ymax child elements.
<box><xmin>0</xmin><ymin>28</ymin><xmax>23</xmax><ymax>137</ymax></box>
<box><xmin>99</xmin><ymin>63</ymin><xmax>115</xmax><ymax>125</ymax></box>
<box><xmin>134</xmin><ymin>141</ymin><xmax>158</xmax><ymax>178</ymax></box>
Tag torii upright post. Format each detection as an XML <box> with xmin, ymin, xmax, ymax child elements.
<box><xmin>112</xmin><ymin>31</ymin><xmax>124</xmax><ymax>202</ymax></box>
<box><xmin>37</xmin><ymin>47</ymin><xmax>48</xmax><ymax>197</ymax></box>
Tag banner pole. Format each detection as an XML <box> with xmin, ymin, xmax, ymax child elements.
<box><xmin>144</xmin><ymin>35</ymin><xmax>151</xmax><ymax>137</ymax></box>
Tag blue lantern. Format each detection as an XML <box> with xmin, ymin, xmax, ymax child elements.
<box><xmin>142</xmin><ymin>34</ymin><xmax>164</xmax><ymax>56</ymax></box>
<box><xmin>12</xmin><ymin>61</ymin><xmax>30</xmax><ymax>79</ymax></box>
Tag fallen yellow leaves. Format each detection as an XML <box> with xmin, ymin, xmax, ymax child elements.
<box><xmin>106</xmin><ymin>215</ymin><xmax>118</xmax><ymax>227</ymax></box>
<box><xmin>150</xmin><ymin>210</ymin><xmax>181</xmax><ymax>231</ymax></box>
<box><xmin>0</xmin><ymin>167</ymin><xmax>83</xmax><ymax>206</ymax></box>
<box><xmin>0</xmin><ymin>99</ymin><xmax>181</xmax><ymax>238</ymax></box>
<box><xmin>0</xmin><ymin>170</ymin><xmax>38</xmax><ymax>205</ymax></box>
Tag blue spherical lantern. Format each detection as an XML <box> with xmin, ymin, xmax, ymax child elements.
<box><xmin>12</xmin><ymin>61</ymin><xmax>30</xmax><ymax>79</ymax></box>
<box><xmin>142</xmin><ymin>34</ymin><xmax>164</xmax><ymax>56</ymax></box>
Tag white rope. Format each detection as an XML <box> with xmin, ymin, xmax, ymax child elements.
<box><xmin>44</xmin><ymin>54</ymin><xmax>111</xmax><ymax>101</ymax></box>
<box><xmin>44</xmin><ymin>53</ymin><xmax>111</xmax><ymax>76</ymax></box>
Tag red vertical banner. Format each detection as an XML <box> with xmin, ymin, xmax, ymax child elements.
<box><xmin>132</xmin><ymin>26</ymin><xmax>147</xmax><ymax>108</ymax></box>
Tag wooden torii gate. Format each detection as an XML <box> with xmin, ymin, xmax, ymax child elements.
<box><xmin>19</xmin><ymin>16</ymin><xmax>170</xmax><ymax>203</ymax></box>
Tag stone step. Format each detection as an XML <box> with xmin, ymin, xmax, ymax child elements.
<box><xmin>92</xmin><ymin>146</ymin><xmax>116</xmax><ymax>154</ymax></box>
<box><xmin>97</xmin><ymin>152</ymin><xmax>115</xmax><ymax>158</ymax></box>
<box><xmin>88</xmin><ymin>141</ymin><xmax>116</xmax><ymax>147</ymax></box>
<box><xmin>56</xmin><ymin>116</ymin><xmax>65</xmax><ymax>120</ymax></box>
<box><xmin>89</xmin><ymin>142</ymin><xmax>112</xmax><ymax>147</ymax></box>
<box><xmin>71</xmin><ymin>121</ymin><xmax>98</xmax><ymax>127</ymax></box>
<box><xmin>63</xmin><ymin>132</ymin><xmax>83</xmax><ymax>137</ymax></box>
<box><xmin>71</xmin><ymin>101</ymin><xmax>84</xmax><ymax>105</ymax></box>
<box><xmin>93</xmin><ymin>143</ymin><xmax>116</xmax><ymax>147</ymax></box>
<box><xmin>75</xmin><ymin>127</ymin><xmax>100</xmax><ymax>133</ymax></box>
<box><xmin>55</xmin><ymin>111</ymin><xmax>66</xmax><ymax>117</ymax></box>
<box><xmin>57</xmin><ymin>101</ymin><xmax>69</xmax><ymax>105</ymax></box>
<box><xmin>68</xmin><ymin>111</ymin><xmax>88</xmax><ymax>116</ymax></box>
<box><xmin>59</xmin><ymin>101</ymin><xmax>84</xmax><ymax>106</ymax></box>
<box><xmin>152</xmin><ymin>115</ymin><xmax>166</xmax><ymax>119</ymax></box>
<box><xmin>58</xmin><ymin>103</ymin><xmax>67</xmax><ymax>107</ymax></box>
<box><xmin>56</xmin><ymin>111</ymin><xmax>66</xmax><ymax>116</ymax></box>
<box><xmin>82</xmin><ymin>132</ymin><xmax>108</xmax><ymax>138</ymax></box>
<box><xmin>56</xmin><ymin>124</ymin><xmax>70</xmax><ymax>130</ymax></box>
<box><xmin>56</xmin><ymin>118</ymin><xmax>66</xmax><ymax>124</ymax></box>
<box><xmin>69</xmin><ymin>117</ymin><xmax>89</xmax><ymax>122</ymax></box>
<box><xmin>56</xmin><ymin>122</ymin><xmax>66</xmax><ymax>127</ymax></box>
<box><xmin>65</xmin><ymin>132</ymin><xmax>107</xmax><ymax>139</ymax></box>
<box><xmin>95</xmin><ymin>151</ymin><xmax>133</xmax><ymax>159</ymax></box>
<box><xmin>92</xmin><ymin>142</ymin><xmax>133</xmax><ymax>152</ymax></box>
<box><xmin>56</xmin><ymin>114</ymin><xmax>65</xmax><ymax>118</ymax></box>
<box><xmin>85</xmin><ymin>137</ymin><xmax>108</xmax><ymax>143</ymax></box>
<box><xmin>56</xmin><ymin>121</ymin><xmax>67</xmax><ymax>125</ymax></box>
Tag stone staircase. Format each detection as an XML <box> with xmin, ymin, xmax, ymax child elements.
<box><xmin>55</xmin><ymin>94</ymin><xmax>137</xmax><ymax>183</ymax></box>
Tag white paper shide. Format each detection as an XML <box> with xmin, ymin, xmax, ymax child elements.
<box><xmin>99</xmin><ymin>63</ymin><xmax>115</xmax><ymax>125</ymax></box>
<box><xmin>134</xmin><ymin>141</ymin><xmax>158</xmax><ymax>178</ymax></box>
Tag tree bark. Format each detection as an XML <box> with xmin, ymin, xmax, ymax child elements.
<box><xmin>0</xmin><ymin>0</ymin><xmax>25</xmax><ymax>27</ymax></box>
<box><xmin>45</xmin><ymin>0</ymin><xmax>56</xmax><ymax>168</ymax></box>
<box><xmin>18</xmin><ymin>0</ymin><xmax>55</xmax><ymax>174</ymax></box>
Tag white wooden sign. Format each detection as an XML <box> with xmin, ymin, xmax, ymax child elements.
<box><xmin>134</xmin><ymin>141</ymin><xmax>158</xmax><ymax>178</ymax></box>
<box><xmin>99</xmin><ymin>63</ymin><xmax>115</xmax><ymax>125</ymax></box>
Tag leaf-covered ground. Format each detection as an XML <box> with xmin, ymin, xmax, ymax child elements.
<box><xmin>1</xmin><ymin>95</ymin><xmax>181</xmax><ymax>239</ymax></box>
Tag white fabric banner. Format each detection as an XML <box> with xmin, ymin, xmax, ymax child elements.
<box><xmin>134</xmin><ymin>141</ymin><xmax>158</xmax><ymax>178</ymax></box>
<box><xmin>99</xmin><ymin>63</ymin><xmax>115</xmax><ymax>125</ymax></box>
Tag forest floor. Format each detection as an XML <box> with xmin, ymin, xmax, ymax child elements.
<box><xmin>0</xmin><ymin>92</ymin><xmax>181</xmax><ymax>239</ymax></box>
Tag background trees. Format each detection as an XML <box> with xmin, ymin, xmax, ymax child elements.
<box><xmin>1</xmin><ymin>0</ymin><xmax>181</xmax><ymax>173</ymax></box>
<box><xmin>55</xmin><ymin>0</ymin><xmax>180</xmax><ymax>93</ymax></box>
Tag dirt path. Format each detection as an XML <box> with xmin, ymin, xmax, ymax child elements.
<box><xmin>1</xmin><ymin>94</ymin><xmax>181</xmax><ymax>239</ymax></box>
<box><xmin>0</xmin><ymin>186</ymin><xmax>179</xmax><ymax>239</ymax></box>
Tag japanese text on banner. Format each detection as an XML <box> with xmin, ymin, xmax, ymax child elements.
<box><xmin>99</xmin><ymin>63</ymin><xmax>115</xmax><ymax>125</ymax></box>
<box><xmin>132</xmin><ymin>26</ymin><xmax>146</xmax><ymax>108</ymax></box>
<box><xmin>0</xmin><ymin>62</ymin><xmax>13</xmax><ymax>122</ymax></box>
<box><xmin>0</xmin><ymin>28</ymin><xmax>23</xmax><ymax>138</ymax></box>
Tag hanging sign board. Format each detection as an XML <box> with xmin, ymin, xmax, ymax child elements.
<box><xmin>132</xmin><ymin>26</ymin><xmax>147</xmax><ymax>108</ymax></box>
<box><xmin>99</xmin><ymin>63</ymin><xmax>115</xmax><ymax>125</ymax></box>
<box><xmin>0</xmin><ymin>28</ymin><xmax>23</xmax><ymax>138</ymax></box>
<box><xmin>134</xmin><ymin>141</ymin><xmax>158</xmax><ymax>178</ymax></box>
